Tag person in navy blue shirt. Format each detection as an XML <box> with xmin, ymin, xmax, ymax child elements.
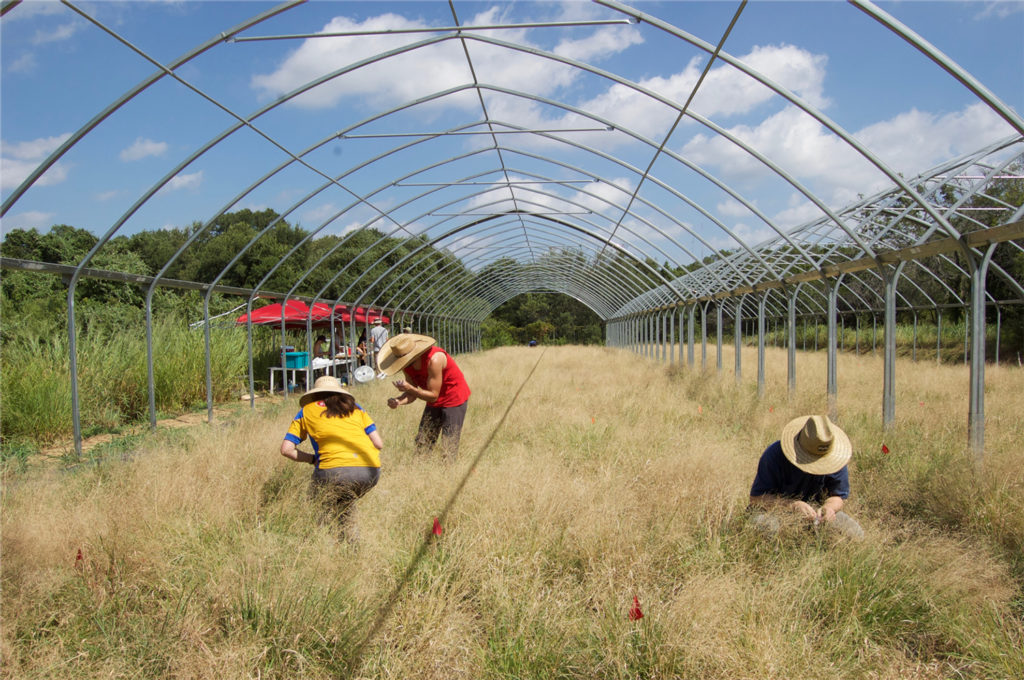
<box><xmin>749</xmin><ymin>415</ymin><xmax>863</xmax><ymax>538</ymax></box>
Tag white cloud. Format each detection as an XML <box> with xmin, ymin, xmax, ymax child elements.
<box><xmin>95</xmin><ymin>190</ymin><xmax>118</xmax><ymax>202</ymax></box>
<box><xmin>7</xmin><ymin>53</ymin><xmax>36</xmax><ymax>73</ymax></box>
<box><xmin>119</xmin><ymin>137</ymin><xmax>168</xmax><ymax>162</ymax></box>
<box><xmin>472</xmin><ymin>43</ymin><xmax>831</xmax><ymax>152</ymax></box>
<box><xmin>717</xmin><ymin>198</ymin><xmax>755</xmax><ymax>218</ymax></box>
<box><xmin>679</xmin><ymin>102</ymin><xmax>1014</xmax><ymax>209</ymax></box>
<box><xmin>0</xmin><ymin>133</ymin><xmax>72</xmax><ymax>191</ymax></box>
<box><xmin>162</xmin><ymin>171</ymin><xmax>203</xmax><ymax>192</ymax></box>
<box><xmin>771</xmin><ymin>195</ymin><xmax>822</xmax><ymax>229</ymax></box>
<box><xmin>553</xmin><ymin>25</ymin><xmax>643</xmax><ymax>63</ymax></box>
<box><xmin>4</xmin><ymin>134</ymin><xmax>71</xmax><ymax>161</ymax></box>
<box><xmin>975</xmin><ymin>1</ymin><xmax>1024</xmax><ymax>19</ymax></box>
<box><xmin>709</xmin><ymin>221</ymin><xmax>777</xmax><ymax>251</ymax></box>
<box><xmin>5</xmin><ymin>210</ymin><xmax>56</xmax><ymax>230</ymax></box>
<box><xmin>32</xmin><ymin>22</ymin><xmax>80</xmax><ymax>45</ymax></box>
<box><xmin>251</xmin><ymin>8</ymin><xmax>640</xmax><ymax>111</ymax></box>
<box><xmin>303</xmin><ymin>203</ymin><xmax>340</xmax><ymax>224</ymax></box>
<box><xmin>2</xmin><ymin>1</ymin><xmax>65</xmax><ymax>21</ymax></box>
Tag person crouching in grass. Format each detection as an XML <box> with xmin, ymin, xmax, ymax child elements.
<box><xmin>280</xmin><ymin>376</ymin><xmax>383</xmax><ymax>541</ymax></box>
<box><xmin>748</xmin><ymin>414</ymin><xmax>864</xmax><ymax>539</ymax></box>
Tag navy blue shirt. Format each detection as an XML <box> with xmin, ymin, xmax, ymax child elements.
<box><xmin>750</xmin><ymin>441</ymin><xmax>850</xmax><ymax>503</ymax></box>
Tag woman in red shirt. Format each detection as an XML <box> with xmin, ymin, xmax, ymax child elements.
<box><xmin>378</xmin><ymin>334</ymin><xmax>470</xmax><ymax>460</ymax></box>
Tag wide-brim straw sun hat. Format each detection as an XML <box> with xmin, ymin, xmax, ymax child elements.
<box><xmin>780</xmin><ymin>415</ymin><xmax>852</xmax><ymax>475</ymax></box>
<box><xmin>299</xmin><ymin>375</ymin><xmax>352</xmax><ymax>407</ymax></box>
<box><xmin>377</xmin><ymin>333</ymin><xmax>435</xmax><ymax>376</ymax></box>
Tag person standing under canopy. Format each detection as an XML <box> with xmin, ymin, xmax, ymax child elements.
<box><xmin>369</xmin><ymin>318</ymin><xmax>389</xmax><ymax>370</ymax></box>
<box><xmin>378</xmin><ymin>333</ymin><xmax>470</xmax><ymax>460</ymax></box>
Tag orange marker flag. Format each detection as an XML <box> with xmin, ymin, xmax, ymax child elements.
<box><xmin>432</xmin><ymin>517</ymin><xmax>443</xmax><ymax>536</ymax></box>
<box><xmin>591</xmin><ymin>417</ymin><xmax>595</xmax><ymax>424</ymax></box>
<box><xmin>881</xmin><ymin>443</ymin><xmax>890</xmax><ymax>455</ymax></box>
<box><xmin>628</xmin><ymin>595</ymin><xmax>644</xmax><ymax>621</ymax></box>
<box><xmin>697</xmin><ymin>405</ymin><xmax>702</xmax><ymax>414</ymax></box>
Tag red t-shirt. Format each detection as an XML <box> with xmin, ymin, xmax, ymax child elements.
<box><xmin>402</xmin><ymin>346</ymin><xmax>470</xmax><ymax>408</ymax></box>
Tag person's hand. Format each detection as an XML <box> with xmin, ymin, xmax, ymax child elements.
<box><xmin>387</xmin><ymin>397</ymin><xmax>399</xmax><ymax>409</ymax></box>
<box><xmin>789</xmin><ymin>500</ymin><xmax>819</xmax><ymax>522</ymax></box>
<box><xmin>819</xmin><ymin>505</ymin><xmax>837</xmax><ymax>523</ymax></box>
<box><xmin>393</xmin><ymin>379</ymin><xmax>408</xmax><ymax>391</ymax></box>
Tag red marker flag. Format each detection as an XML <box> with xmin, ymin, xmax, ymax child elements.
<box><xmin>432</xmin><ymin>517</ymin><xmax>443</xmax><ymax>536</ymax></box>
<box><xmin>881</xmin><ymin>443</ymin><xmax>890</xmax><ymax>454</ymax></box>
<box><xmin>75</xmin><ymin>548</ymin><xmax>84</xmax><ymax>568</ymax></box>
<box><xmin>628</xmin><ymin>595</ymin><xmax>644</xmax><ymax>621</ymax></box>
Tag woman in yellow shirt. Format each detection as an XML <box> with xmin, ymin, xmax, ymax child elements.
<box><xmin>280</xmin><ymin>376</ymin><xmax>383</xmax><ymax>539</ymax></box>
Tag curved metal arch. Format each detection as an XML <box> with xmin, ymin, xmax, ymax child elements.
<box><xmin>424</xmin><ymin>235</ymin><xmax>648</xmax><ymax>318</ymax></box>
<box><xmin>398</xmin><ymin>225</ymin><xmax>653</xmax><ymax>312</ymax></box>
<box><xmin>344</xmin><ymin>208</ymin><xmax>690</xmax><ymax>325</ymax></box>
<box><xmin>362</xmin><ymin>213</ymin><xmax>671</xmax><ymax>319</ymax></box>
<box><xmin>382</xmin><ymin>230</ymin><xmax>653</xmax><ymax>321</ymax></box>
<box><xmin>386</xmin><ymin>232</ymin><xmax>638</xmax><ymax>320</ymax></box>
<box><xmin>0</xmin><ymin>0</ymin><xmax>304</xmax><ymax>216</ymax></box>
<box><xmin>595</xmin><ymin>0</ymin><xmax>994</xmax><ymax>247</ymax></box>
<box><xmin>431</xmin><ymin>260</ymin><xmax>626</xmax><ymax>322</ymax></box>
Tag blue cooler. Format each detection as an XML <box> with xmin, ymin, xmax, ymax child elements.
<box><xmin>284</xmin><ymin>351</ymin><xmax>309</xmax><ymax>368</ymax></box>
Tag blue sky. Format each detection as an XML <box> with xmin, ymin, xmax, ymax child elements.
<box><xmin>2</xmin><ymin>0</ymin><xmax>1022</xmax><ymax>266</ymax></box>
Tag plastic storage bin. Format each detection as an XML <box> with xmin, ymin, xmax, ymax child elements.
<box><xmin>284</xmin><ymin>351</ymin><xmax>309</xmax><ymax>368</ymax></box>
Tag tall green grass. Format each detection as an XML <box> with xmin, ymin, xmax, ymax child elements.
<box><xmin>749</xmin><ymin>319</ymin><xmax>1009</xmax><ymax>364</ymax></box>
<box><xmin>2</xmin><ymin>346</ymin><xmax>1022</xmax><ymax>678</ymax></box>
<box><xmin>0</xmin><ymin>319</ymin><xmax>250</xmax><ymax>447</ymax></box>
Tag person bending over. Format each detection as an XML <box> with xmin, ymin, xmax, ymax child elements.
<box><xmin>378</xmin><ymin>333</ymin><xmax>470</xmax><ymax>460</ymax></box>
<box><xmin>749</xmin><ymin>414</ymin><xmax>863</xmax><ymax>539</ymax></box>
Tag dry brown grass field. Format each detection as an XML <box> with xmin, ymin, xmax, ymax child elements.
<box><xmin>3</xmin><ymin>344</ymin><xmax>1023</xmax><ymax>679</ymax></box>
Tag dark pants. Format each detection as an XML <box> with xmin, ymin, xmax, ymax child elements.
<box><xmin>310</xmin><ymin>466</ymin><xmax>380</xmax><ymax>537</ymax></box>
<box><xmin>414</xmin><ymin>400</ymin><xmax>468</xmax><ymax>459</ymax></box>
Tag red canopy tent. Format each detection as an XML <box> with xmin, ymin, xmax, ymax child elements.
<box><xmin>236</xmin><ymin>301</ymin><xmax>389</xmax><ymax>329</ymax></box>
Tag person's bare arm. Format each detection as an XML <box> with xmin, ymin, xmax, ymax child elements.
<box><xmin>391</xmin><ymin>353</ymin><xmax>446</xmax><ymax>404</ymax></box>
<box><xmin>280</xmin><ymin>439</ymin><xmax>315</xmax><ymax>464</ymax></box>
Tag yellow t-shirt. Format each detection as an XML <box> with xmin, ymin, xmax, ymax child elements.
<box><xmin>285</xmin><ymin>402</ymin><xmax>380</xmax><ymax>469</ymax></box>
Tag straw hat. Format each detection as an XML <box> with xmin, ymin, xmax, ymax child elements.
<box><xmin>372</xmin><ymin>318</ymin><xmax>382</xmax><ymax>324</ymax></box>
<box><xmin>377</xmin><ymin>333</ymin><xmax>435</xmax><ymax>376</ymax></box>
<box><xmin>780</xmin><ymin>415</ymin><xmax>852</xmax><ymax>475</ymax></box>
<box><xmin>299</xmin><ymin>375</ymin><xmax>352</xmax><ymax>407</ymax></box>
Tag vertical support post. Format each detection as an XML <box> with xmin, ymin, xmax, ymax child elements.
<box><xmin>145</xmin><ymin>294</ymin><xmax>158</xmax><ymax>428</ymax></box>
<box><xmin>715</xmin><ymin>303</ymin><xmax>723</xmax><ymax>373</ymax></box>
<box><xmin>661</xmin><ymin>311</ymin><xmax>668</xmax><ymax>363</ymax></box>
<box><xmin>757</xmin><ymin>295</ymin><xmax>766</xmax><ymax>398</ymax></box>
<box><xmin>827</xmin><ymin>282</ymin><xmax>839</xmax><ymax>420</ymax></box>
<box><xmin>883</xmin><ymin>268</ymin><xmax>898</xmax><ymax>428</ymax></box>
<box><xmin>734</xmin><ymin>299</ymin><xmax>742</xmax><ymax>384</ymax></box>
<box><xmin>995</xmin><ymin>305</ymin><xmax>1001</xmax><ymax>364</ymax></box>
<box><xmin>963</xmin><ymin>306</ymin><xmax>969</xmax><ymax>366</ymax></box>
<box><xmin>669</xmin><ymin>309</ymin><xmax>676</xmax><ymax>364</ymax></box>
<box><xmin>936</xmin><ymin>309</ymin><xmax>942</xmax><ymax>364</ymax></box>
<box><xmin>787</xmin><ymin>290</ymin><xmax>797</xmax><ymax>397</ymax></box>
<box><xmin>968</xmin><ymin>245</ymin><xmax>996</xmax><ymax>459</ymax></box>
<box><xmin>687</xmin><ymin>305</ymin><xmax>695</xmax><ymax>368</ymax></box>
<box><xmin>203</xmin><ymin>295</ymin><xmax>214</xmax><ymax>424</ymax></box>
<box><xmin>66</xmin><ymin>278</ymin><xmax>83</xmax><ymax>457</ymax></box>
<box><xmin>700</xmin><ymin>304</ymin><xmax>707</xmax><ymax>370</ymax></box>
